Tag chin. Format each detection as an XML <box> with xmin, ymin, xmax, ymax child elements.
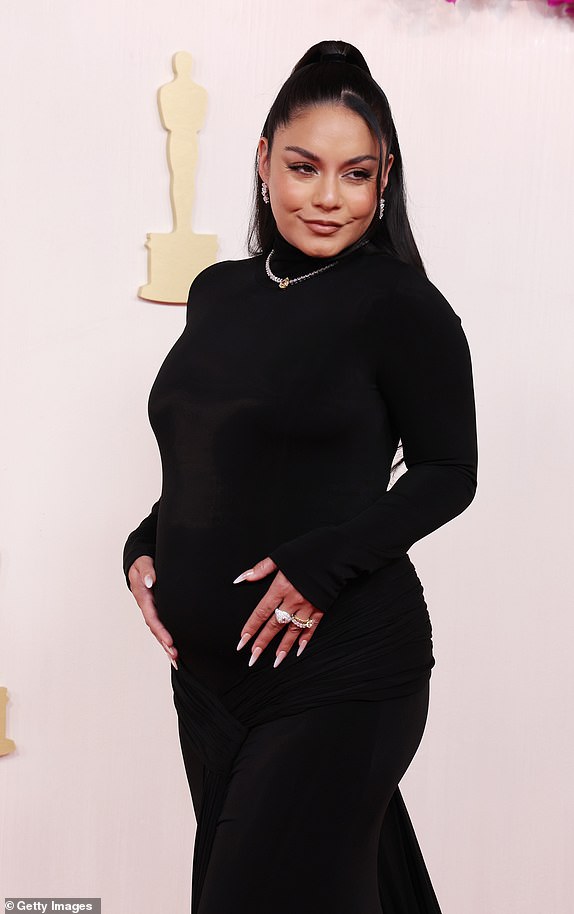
<box><xmin>296</xmin><ymin>235</ymin><xmax>348</xmax><ymax>259</ymax></box>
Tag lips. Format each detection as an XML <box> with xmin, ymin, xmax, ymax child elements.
<box><xmin>304</xmin><ymin>220</ymin><xmax>342</xmax><ymax>227</ymax></box>
<box><xmin>303</xmin><ymin>220</ymin><xmax>343</xmax><ymax>235</ymax></box>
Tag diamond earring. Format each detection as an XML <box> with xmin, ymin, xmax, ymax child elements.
<box><xmin>261</xmin><ymin>181</ymin><xmax>269</xmax><ymax>205</ymax></box>
<box><xmin>379</xmin><ymin>196</ymin><xmax>385</xmax><ymax>220</ymax></box>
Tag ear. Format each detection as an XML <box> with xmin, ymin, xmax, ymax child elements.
<box><xmin>381</xmin><ymin>153</ymin><xmax>394</xmax><ymax>193</ymax></box>
<box><xmin>257</xmin><ymin>136</ymin><xmax>271</xmax><ymax>184</ymax></box>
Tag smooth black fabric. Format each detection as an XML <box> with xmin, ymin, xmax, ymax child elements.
<box><xmin>194</xmin><ymin>691</ymin><xmax>431</xmax><ymax>914</ymax></box>
<box><xmin>122</xmin><ymin>231</ymin><xmax>478</xmax><ymax>912</ymax></box>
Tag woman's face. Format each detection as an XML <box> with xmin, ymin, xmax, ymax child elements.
<box><xmin>257</xmin><ymin>103</ymin><xmax>394</xmax><ymax>258</ymax></box>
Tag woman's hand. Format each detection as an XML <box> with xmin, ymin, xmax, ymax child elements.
<box><xmin>233</xmin><ymin>557</ymin><xmax>324</xmax><ymax>668</ymax></box>
<box><xmin>127</xmin><ymin>556</ymin><xmax>178</xmax><ymax>669</ymax></box>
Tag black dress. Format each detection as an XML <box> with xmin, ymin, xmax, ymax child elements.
<box><xmin>123</xmin><ymin>231</ymin><xmax>478</xmax><ymax>914</ymax></box>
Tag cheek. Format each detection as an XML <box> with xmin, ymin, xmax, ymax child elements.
<box><xmin>274</xmin><ymin>178</ymin><xmax>308</xmax><ymax>211</ymax></box>
<box><xmin>348</xmin><ymin>185</ymin><xmax>377</xmax><ymax>217</ymax></box>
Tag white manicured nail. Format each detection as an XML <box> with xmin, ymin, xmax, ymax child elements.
<box><xmin>144</xmin><ymin>574</ymin><xmax>154</xmax><ymax>588</ymax></box>
<box><xmin>274</xmin><ymin>651</ymin><xmax>287</xmax><ymax>669</ymax></box>
<box><xmin>233</xmin><ymin>569</ymin><xmax>254</xmax><ymax>583</ymax></box>
<box><xmin>162</xmin><ymin>641</ymin><xmax>175</xmax><ymax>656</ymax></box>
<box><xmin>297</xmin><ymin>641</ymin><xmax>308</xmax><ymax>657</ymax></box>
<box><xmin>236</xmin><ymin>633</ymin><xmax>251</xmax><ymax>651</ymax></box>
<box><xmin>248</xmin><ymin>647</ymin><xmax>262</xmax><ymax>667</ymax></box>
<box><xmin>170</xmin><ymin>658</ymin><xmax>178</xmax><ymax>670</ymax></box>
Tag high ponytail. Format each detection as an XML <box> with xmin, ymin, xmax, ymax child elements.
<box><xmin>247</xmin><ymin>39</ymin><xmax>426</xmax><ymax>279</ymax></box>
<box><xmin>294</xmin><ymin>40</ymin><xmax>372</xmax><ymax>73</ymax></box>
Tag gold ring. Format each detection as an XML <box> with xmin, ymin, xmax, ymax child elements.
<box><xmin>291</xmin><ymin>614</ymin><xmax>314</xmax><ymax>629</ymax></box>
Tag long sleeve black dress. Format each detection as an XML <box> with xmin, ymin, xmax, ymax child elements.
<box><xmin>123</xmin><ymin>230</ymin><xmax>478</xmax><ymax>914</ymax></box>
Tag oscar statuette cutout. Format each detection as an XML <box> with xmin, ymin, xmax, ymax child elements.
<box><xmin>0</xmin><ymin>687</ymin><xmax>16</xmax><ymax>757</ymax></box>
<box><xmin>139</xmin><ymin>51</ymin><xmax>218</xmax><ymax>304</ymax></box>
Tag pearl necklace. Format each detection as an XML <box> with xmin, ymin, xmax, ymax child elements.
<box><xmin>265</xmin><ymin>249</ymin><xmax>339</xmax><ymax>290</ymax></box>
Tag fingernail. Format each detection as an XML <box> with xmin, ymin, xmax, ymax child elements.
<box><xmin>170</xmin><ymin>658</ymin><xmax>178</xmax><ymax>670</ymax></box>
<box><xmin>233</xmin><ymin>569</ymin><xmax>254</xmax><ymax>583</ymax></box>
<box><xmin>297</xmin><ymin>640</ymin><xmax>308</xmax><ymax>657</ymax></box>
<box><xmin>236</xmin><ymin>633</ymin><xmax>251</xmax><ymax>651</ymax></box>
<box><xmin>144</xmin><ymin>574</ymin><xmax>154</xmax><ymax>588</ymax></box>
<box><xmin>273</xmin><ymin>651</ymin><xmax>287</xmax><ymax>669</ymax></box>
<box><xmin>248</xmin><ymin>646</ymin><xmax>262</xmax><ymax>667</ymax></box>
<box><xmin>162</xmin><ymin>641</ymin><xmax>175</xmax><ymax>656</ymax></box>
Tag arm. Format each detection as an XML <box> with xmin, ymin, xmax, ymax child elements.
<box><xmin>120</xmin><ymin>280</ymin><xmax>196</xmax><ymax>592</ymax></box>
<box><xmin>120</xmin><ymin>275</ymin><xmax>196</xmax><ymax>593</ymax></box>
<box><xmin>122</xmin><ymin>498</ymin><xmax>160</xmax><ymax>591</ymax></box>
<box><xmin>119</xmin><ymin>273</ymin><xmax>206</xmax><ymax>594</ymax></box>
<box><xmin>268</xmin><ymin>273</ymin><xmax>478</xmax><ymax>612</ymax></box>
<box><xmin>120</xmin><ymin>273</ymin><xmax>199</xmax><ymax>591</ymax></box>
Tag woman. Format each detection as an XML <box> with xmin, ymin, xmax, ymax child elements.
<box><xmin>123</xmin><ymin>40</ymin><xmax>478</xmax><ymax>914</ymax></box>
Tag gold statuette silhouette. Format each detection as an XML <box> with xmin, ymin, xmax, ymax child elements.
<box><xmin>139</xmin><ymin>51</ymin><xmax>218</xmax><ymax>304</ymax></box>
<box><xmin>0</xmin><ymin>687</ymin><xmax>16</xmax><ymax>757</ymax></box>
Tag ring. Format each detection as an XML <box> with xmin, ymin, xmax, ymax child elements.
<box><xmin>274</xmin><ymin>606</ymin><xmax>292</xmax><ymax>625</ymax></box>
<box><xmin>291</xmin><ymin>614</ymin><xmax>314</xmax><ymax>629</ymax></box>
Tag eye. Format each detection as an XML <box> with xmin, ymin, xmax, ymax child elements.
<box><xmin>345</xmin><ymin>169</ymin><xmax>373</xmax><ymax>181</ymax></box>
<box><xmin>287</xmin><ymin>163</ymin><xmax>317</xmax><ymax>175</ymax></box>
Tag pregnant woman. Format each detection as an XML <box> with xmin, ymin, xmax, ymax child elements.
<box><xmin>123</xmin><ymin>39</ymin><xmax>478</xmax><ymax>914</ymax></box>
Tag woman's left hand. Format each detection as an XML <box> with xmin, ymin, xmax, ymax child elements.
<box><xmin>233</xmin><ymin>557</ymin><xmax>324</xmax><ymax>668</ymax></box>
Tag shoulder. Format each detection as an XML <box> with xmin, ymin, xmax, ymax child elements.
<box><xmin>186</xmin><ymin>254</ymin><xmax>263</xmax><ymax>300</ymax></box>
<box><xmin>357</xmin><ymin>253</ymin><xmax>472</xmax><ymax>370</ymax></box>
<box><xmin>359</xmin><ymin>250</ymin><xmax>463</xmax><ymax>335</ymax></box>
<box><xmin>184</xmin><ymin>256</ymin><xmax>265</xmax><ymax>325</ymax></box>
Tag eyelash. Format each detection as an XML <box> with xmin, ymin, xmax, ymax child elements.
<box><xmin>287</xmin><ymin>163</ymin><xmax>372</xmax><ymax>181</ymax></box>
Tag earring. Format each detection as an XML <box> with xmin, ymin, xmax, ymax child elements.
<box><xmin>379</xmin><ymin>196</ymin><xmax>385</xmax><ymax>220</ymax></box>
<box><xmin>261</xmin><ymin>181</ymin><xmax>269</xmax><ymax>205</ymax></box>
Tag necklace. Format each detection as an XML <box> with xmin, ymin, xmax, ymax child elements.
<box><xmin>265</xmin><ymin>249</ymin><xmax>339</xmax><ymax>290</ymax></box>
<box><xmin>264</xmin><ymin>237</ymin><xmax>369</xmax><ymax>289</ymax></box>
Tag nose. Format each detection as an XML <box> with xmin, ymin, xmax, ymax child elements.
<box><xmin>312</xmin><ymin>173</ymin><xmax>342</xmax><ymax>211</ymax></box>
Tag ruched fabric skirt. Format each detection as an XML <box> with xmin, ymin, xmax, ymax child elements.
<box><xmin>170</xmin><ymin>555</ymin><xmax>443</xmax><ymax>914</ymax></box>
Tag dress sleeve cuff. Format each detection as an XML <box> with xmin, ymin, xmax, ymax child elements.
<box><xmin>122</xmin><ymin>543</ymin><xmax>156</xmax><ymax>591</ymax></box>
<box><xmin>268</xmin><ymin>525</ymin><xmax>395</xmax><ymax>613</ymax></box>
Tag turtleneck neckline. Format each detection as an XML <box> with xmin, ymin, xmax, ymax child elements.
<box><xmin>269</xmin><ymin>229</ymin><xmax>371</xmax><ymax>277</ymax></box>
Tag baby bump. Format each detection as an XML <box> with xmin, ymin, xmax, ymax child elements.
<box><xmin>152</xmin><ymin>525</ymin><xmax>273</xmax><ymax>658</ymax></box>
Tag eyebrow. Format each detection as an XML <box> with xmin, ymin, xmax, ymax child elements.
<box><xmin>283</xmin><ymin>145</ymin><xmax>378</xmax><ymax>166</ymax></box>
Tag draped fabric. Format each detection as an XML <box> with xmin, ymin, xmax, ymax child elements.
<box><xmin>171</xmin><ymin>556</ymin><xmax>441</xmax><ymax>913</ymax></box>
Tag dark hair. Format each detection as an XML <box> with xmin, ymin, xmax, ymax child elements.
<box><xmin>247</xmin><ymin>39</ymin><xmax>426</xmax><ymax>279</ymax></box>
